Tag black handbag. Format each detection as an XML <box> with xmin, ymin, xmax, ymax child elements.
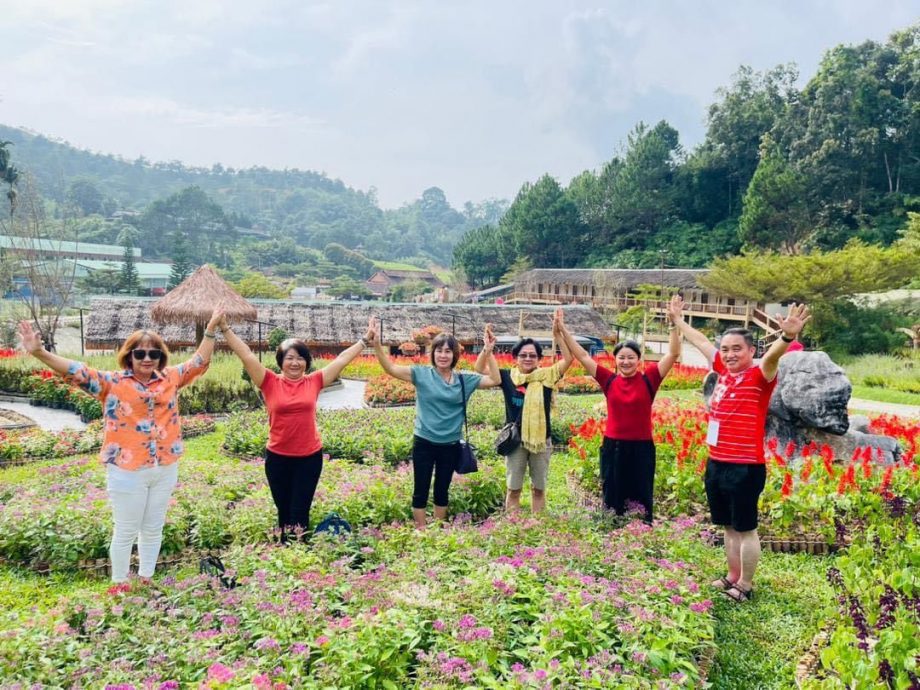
<box><xmin>495</xmin><ymin>421</ymin><xmax>521</xmax><ymax>456</ymax></box>
<box><xmin>456</xmin><ymin>376</ymin><xmax>478</xmax><ymax>474</ymax></box>
<box><xmin>199</xmin><ymin>554</ymin><xmax>237</xmax><ymax>589</ymax></box>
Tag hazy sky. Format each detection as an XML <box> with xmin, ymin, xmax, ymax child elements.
<box><xmin>0</xmin><ymin>1</ymin><xmax>916</xmax><ymax>208</ymax></box>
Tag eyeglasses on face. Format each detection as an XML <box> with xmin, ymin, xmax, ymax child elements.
<box><xmin>132</xmin><ymin>349</ymin><xmax>163</xmax><ymax>361</ymax></box>
<box><xmin>517</xmin><ymin>352</ymin><xmax>539</xmax><ymax>359</ymax></box>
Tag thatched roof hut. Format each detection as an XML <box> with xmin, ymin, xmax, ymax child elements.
<box><xmin>84</xmin><ymin>300</ymin><xmax>612</xmax><ymax>352</ymax></box>
<box><xmin>151</xmin><ymin>265</ymin><xmax>256</xmax><ymax>326</ymax></box>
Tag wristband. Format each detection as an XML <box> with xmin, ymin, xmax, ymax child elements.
<box><xmin>359</xmin><ymin>337</ymin><xmax>369</xmax><ymax>347</ymax></box>
<box><xmin>780</xmin><ymin>334</ymin><xmax>795</xmax><ymax>343</ymax></box>
<box><xmin>204</xmin><ymin>331</ymin><xmax>217</xmax><ymax>339</ymax></box>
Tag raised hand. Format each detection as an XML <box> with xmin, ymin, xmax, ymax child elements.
<box><xmin>552</xmin><ymin>307</ymin><xmax>565</xmax><ymax>334</ymax></box>
<box><xmin>206</xmin><ymin>308</ymin><xmax>225</xmax><ymax>333</ymax></box>
<box><xmin>365</xmin><ymin>317</ymin><xmax>379</xmax><ymax>345</ymax></box>
<box><xmin>775</xmin><ymin>303</ymin><xmax>811</xmax><ymax>337</ymax></box>
<box><xmin>667</xmin><ymin>294</ymin><xmax>685</xmax><ymax>324</ymax></box>
<box><xmin>483</xmin><ymin>323</ymin><xmax>496</xmax><ymax>350</ymax></box>
<box><xmin>18</xmin><ymin>321</ymin><xmax>43</xmax><ymax>354</ymax></box>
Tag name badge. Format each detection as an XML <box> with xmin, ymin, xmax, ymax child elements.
<box><xmin>706</xmin><ymin>420</ymin><xmax>720</xmax><ymax>446</ymax></box>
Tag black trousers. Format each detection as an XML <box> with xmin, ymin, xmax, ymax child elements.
<box><xmin>264</xmin><ymin>448</ymin><xmax>324</xmax><ymax>539</ymax></box>
<box><xmin>412</xmin><ymin>436</ymin><xmax>459</xmax><ymax>509</ymax></box>
<box><xmin>600</xmin><ymin>438</ymin><xmax>656</xmax><ymax>522</ymax></box>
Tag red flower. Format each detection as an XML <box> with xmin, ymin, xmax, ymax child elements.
<box><xmin>781</xmin><ymin>472</ymin><xmax>793</xmax><ymax>498</ymax></box>
<box><xmin>801</xmin><ymin>457</ymin><xmax>813</xmax><ymax>482</ymax></box>
<box><xmin>784</xmin><ymin>441</ymin><xmax>797</xmax><ymax>459</ymax></box>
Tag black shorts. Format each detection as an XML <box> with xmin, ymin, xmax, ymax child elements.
<box><xmin>704</xmin><ymin>460</ymin><xmax>766</xmax><ymax>533</ymax></box>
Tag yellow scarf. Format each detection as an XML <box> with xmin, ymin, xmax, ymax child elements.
<box><xmin>510</xmin><ymin>363</ymin><xmax>563</xmax><ymax>453</ymax></box>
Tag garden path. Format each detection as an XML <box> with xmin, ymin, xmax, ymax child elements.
<box><xmin>847</xmin><ymin>397</ymin><xmax>919</xmax><ymax>417</ymax></box>
<box><xmin>0</xmin><ymin>400</ymin><xmax>86</xmax><ymax>432</ymax></box>
<box><xmin>317</xmin><ymin>378</ymin><xmax>365</xmax><ymax>410</ymax></box>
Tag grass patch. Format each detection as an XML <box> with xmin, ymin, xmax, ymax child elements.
<box><xmin>705</xmin><ymin>552</ymin><xmax>833</xmax><ymax>689</ymax></box>
<box><xmin>371</xmin><ymin>260</ymin><xmax>427</xmax><ymax>271</ymax></box>
<box><xmin>850</xmin><ymin>384</ymin><xmax>920</xmax><ymax>406</ymax></box>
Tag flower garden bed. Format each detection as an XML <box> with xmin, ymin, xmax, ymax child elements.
<box><xmin>566</xmin><ymin>399</ymin><xmax>919</xmax><ymax>546</ymax></box>
<box><xmin>0</xmin><ymin>513</ymin><xmax>719</xmax><ymax>688</ymax></box>
<box><xmin>0</xmin><ymin>414</ymin><xmax>217</xmax><ymax>466</ymax></box>
<box><xmin>0</xmin><ymin>428</ymin><xmax>505</xmax><ymax>572</ymax></box>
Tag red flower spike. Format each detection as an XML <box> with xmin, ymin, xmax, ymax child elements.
<box><xmin>781</xmin><ymin>472</ymin><xmax>793</xmax><ymax>498</ymax></box>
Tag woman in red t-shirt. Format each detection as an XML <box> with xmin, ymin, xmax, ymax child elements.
<box><xmin>219</xmin><ymin>312</ymin><xmax>374</xmax><ymax>541</ymax></box>
<box><xmin>558</xmin><ymin>296</ymin><xmax>682</xmax><ymax>521</ymax></box>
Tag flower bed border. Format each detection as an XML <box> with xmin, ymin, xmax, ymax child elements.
<box><xmin>567</xmin><ymin>472</ymin><xmax>840</xmax><ymax>555</ymax></box>
<box><xmin>0</xmin><ymin>418</ymin><xmax>218</xmax><ymax>468</ymax></box>
<box><xmin>0</xmin><ymin>547</ymin><xmax>223</xmax><ymax>578</ymax></box>
<box><xmin>794</xmin><ymin>627</ymin><xmax>831</xmax><ymax>688</ymax></box>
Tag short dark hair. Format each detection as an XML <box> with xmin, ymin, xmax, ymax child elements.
<box><xmin>721</xmin><ymin>328</ymin><xmax>755</xmax><ymax>348</ymax></box>
<box><xmin>613</xmin><ymin>339</ymin><xmax>642</xmax><ymax>357</ymax></box>
<box><xmin>276</xmin><ymin>338</ymin><xmax>313</xmax><ymax>370</ymax></box>
<box><xmin>429</xmin><ymin>333</ymin><xmax>461</xmax><ymax>368</ymax></box>
<box><xmin>512</xmin><ymin>338</ymin><xmax>543</xmax><ymax>358</ymax></box>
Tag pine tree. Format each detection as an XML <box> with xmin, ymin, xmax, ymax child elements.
<box><xmin>169</xmin><ymin>231</ymin><xmax>193</xmax><ymax>289</ymax></box>
<box><xmin>120</xmin><ymin>237</ymin><xmax>141</xmax><ymax>294</ymax></box>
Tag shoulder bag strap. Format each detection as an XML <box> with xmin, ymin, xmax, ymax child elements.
<box><xmin>458</xmin><ymin>374</ymin><xmax>470</xmax><ymax>441</ymax></box>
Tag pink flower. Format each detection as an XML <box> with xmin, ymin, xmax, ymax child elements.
<box><xmin>690</xmin><ymin>600</ymin><xmax>713</xmax><ymax>613</ymax></box>
<box><xmin>458</xmin><ymin>614</ymin><xmax>477</xmax><ymax>628</ymax></box>
<box><xmin>314</xmin><ymin>635</ymin><xmax>329</xmax><ymax>646</ymax></box>
<box><xmin>206</xmin><ymin>663</ymin><xmax>234</xmax><ymax>683</ymax></box>
<box><xmin>432</xmin><ymin>619</ymin><xmax>445</xmax><ymax>631</ymax></box>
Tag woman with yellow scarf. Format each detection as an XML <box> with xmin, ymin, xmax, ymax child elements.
<box><xmin>474</xmin><ymin>309</ymin><xmax>573</xmax><ymax>512</ymax></box>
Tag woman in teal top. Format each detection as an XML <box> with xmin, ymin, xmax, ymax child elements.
<box><xmin>368</xmin><ymin>319</ymin><xmax>500</xmax><ymax>528</ymax></box>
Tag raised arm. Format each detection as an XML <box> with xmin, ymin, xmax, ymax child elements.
<box><xmin>558</xmin><ymin>320</ymin><xmax>597</xmax><ymax>377</ymax></box>
<box><xmin>473</xmin><ymin>323</ymin><xmax>502</xmax><ymax>382</ymax></box>
<box><xmin>553</xmin><ymin>308</ymin><xmax>575</xmax><ymax>375</ymax></box>
<box><xmin>369</xmin><ymin>318</ymin><xmax>412</xmax><ymax>382</ymax></box>
<box><xmin>18</xmin><ymin>321</ymin><xmax>80</xmax><ymax>376</ymax></box>
<box><xmin>218</xmin><ymin>313</ymin><xmax>269</xmax><ymax>387</ymax></box>
<box><xmin>668</xmin><ymin>294</ymin><xmax>716</xmax><ymax>365</ymax></box>
<box><xmin>657</xmin><ymin>296</ymin><xmax>684</xmax><ymax>378</ymax></box>
<box><xmin>760</xmin><ymin>303</ymin><xmax>811</xmax><ymax>381</ymax></box>
<box><xmin>321</xmin><ymin>318</ymin><xmax>374</xmax><ymax>386</ymax></box>
<box><xmin>190</xmin><ymin>310</ymin><xmax>223</xmax><ymax>364</ymax></box>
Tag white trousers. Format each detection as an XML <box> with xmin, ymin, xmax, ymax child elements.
<box><xmin>106</xmin><ymin>462</ymin><xmax>179</xmax><ymax>582</ymax></box>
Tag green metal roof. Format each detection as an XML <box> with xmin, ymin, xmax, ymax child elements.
<box><xmin>0</xmin><ymin>234</ymin><xmax>141</xmax><ymax>258</ymax></box>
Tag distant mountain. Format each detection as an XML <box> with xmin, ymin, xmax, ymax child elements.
<box><xmin>0</xmin><ymin>124</ymin><xmax>506</xmax><ymax>265</ymax></box>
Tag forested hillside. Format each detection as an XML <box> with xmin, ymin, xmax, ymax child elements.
<box><xmin>0</xmin><ymin>124</ymin><xmax>506</xmax><ymax>270</ymax></box>
<box><xmin>453</xmin><ymin>23</ymin><xmax>920</xmax><ymax>286</ymax></box>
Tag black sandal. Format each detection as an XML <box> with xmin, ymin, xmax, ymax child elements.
<box><xmin>712</xmin><ymin>576</ymin><xmax>735</xmax><ymax>591</ymax></box>
<box><xmin>722</xmin><ymin>583</ymin><xmax>753</xmax><ymax>602</ymax></box>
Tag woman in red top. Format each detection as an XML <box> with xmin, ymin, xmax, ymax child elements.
<box><xmin>219</xmin><ymin>312</ymin><xmax>374</xmax><ymax>541</ymax></box>
<box><xmin>559</xmin><ymin>295</ymin><xmax>682</xmax><ymax>522</ymax></box>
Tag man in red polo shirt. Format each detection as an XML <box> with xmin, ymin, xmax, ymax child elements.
<box><xmin>669</xmin><ymin>297</ymin><xmax>810</xmax><ymax>602</ymax></box>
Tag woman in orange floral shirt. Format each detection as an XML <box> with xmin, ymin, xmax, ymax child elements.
<box><xmin>18</xmin><ymin>312</ymin><xmax>222</xmax><ymax>582</ymax></box>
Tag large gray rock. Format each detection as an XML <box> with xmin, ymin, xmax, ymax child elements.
<box><xmin>704</xmin><ymin>352</ymin><xmax>902</xmax><ymax>465</ymax></box>
<box><xmin>768</xmin><ymin>351</ymin><xmax>850</xmax><ymax>435</ymax></box>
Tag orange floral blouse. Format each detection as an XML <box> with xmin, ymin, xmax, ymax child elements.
<box><xmin>63</xmin><ymin>354</ymin><xmax>209</xmax><ymax>471</ymax></box>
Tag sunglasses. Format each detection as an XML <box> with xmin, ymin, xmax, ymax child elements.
<box><xmin>132</xmin><ymin>349</ymin><xmax>163</xmax><ymax>361</ymax></box>
<box><xmin>517</xmin><ymin>352</ymin><xmax>539</xmax><ymax>359</ymax></box>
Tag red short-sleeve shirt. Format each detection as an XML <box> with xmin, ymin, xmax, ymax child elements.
<box><xmin>594</xmin><ymin>363</ymin><xmax>663</xmax><ymax>441</ymax></box>
<box><xmin>707</xmin><ymin>353</ymin><xmax>777</xmax><ymax>464</ymax></box>
<box><xmin>260</xmin><ymin>369</ymin><xmax>324</xmax><ymax>456</ymax></box>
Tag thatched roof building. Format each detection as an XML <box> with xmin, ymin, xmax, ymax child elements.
<box><xmin>84</xmin><ymin>299</ymin><xmax>612</xmax><ymax>352</ymax></box>
<box><xmin>151</xmin><ymin>265</ymin><xmax>257</xmax><ymax>326</ymax></box>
